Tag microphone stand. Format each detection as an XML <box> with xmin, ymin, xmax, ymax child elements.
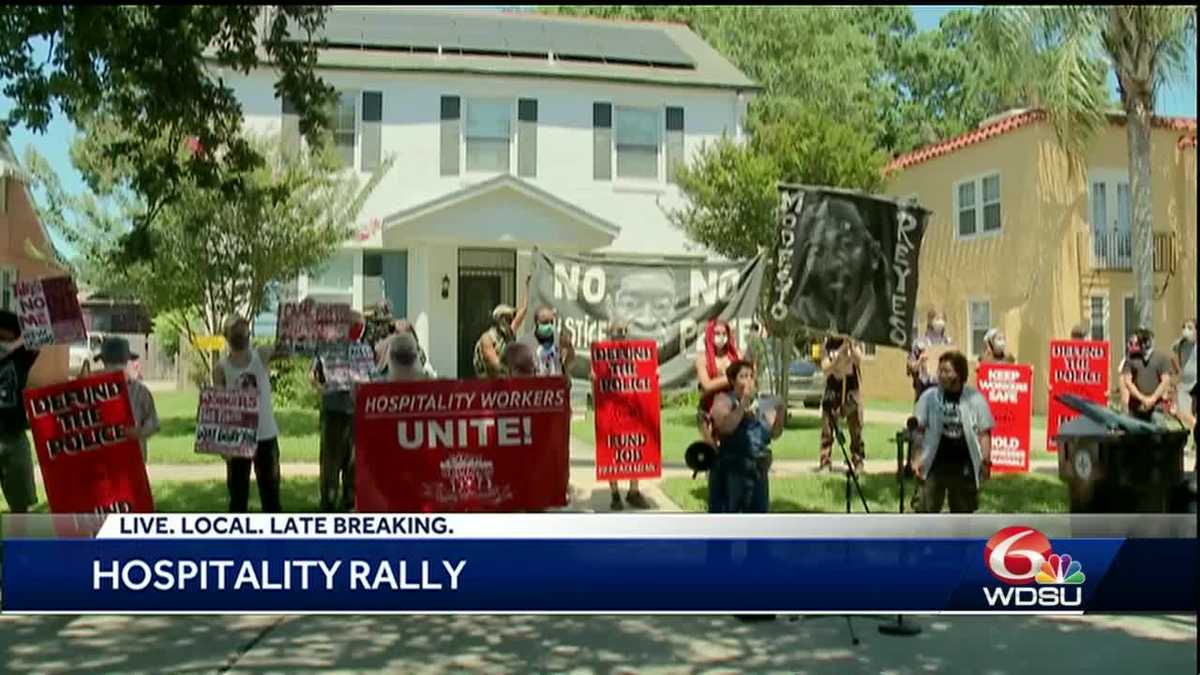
<box><xmin>877</xmin><ymin>421</ymin><xmax>922</xmax><ymax>637</ymax></box>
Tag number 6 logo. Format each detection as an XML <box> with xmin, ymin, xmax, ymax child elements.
<box><xmin>984</xmin><ymin>526</ymin><xmax>1052</xmax><ymax>585</ymax></box>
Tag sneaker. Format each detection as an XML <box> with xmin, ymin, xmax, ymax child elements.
<box><xmin>625</xmin><ymin>491</ymin><xmax>651</xmax><ymax>510</ymax></box>
<box><xmin>610</xmin><ymin>493</ymin><xmax>624</xmax><ymax>511</ymax></box>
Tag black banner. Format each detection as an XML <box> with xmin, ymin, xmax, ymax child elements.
<box><xmin>772</xmin><ymin>184</ymin><xmax>930</xmax><ymax>349</ymax></box>
<box><xmin>529</xmin><ymin>251</ymin><xmax>765</xmax><ymax>390</ymax></box>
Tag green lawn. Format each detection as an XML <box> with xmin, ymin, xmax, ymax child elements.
<box><xmin>573</xmin><ymin>407</ymin><xmax>904</xmax><ymax>467</ymax></box>
<box><xmin>661</xmin><ymin>472</ymin><xmax>1068</xmax><ymax>514</ymax></box>
<box><xmin>7</xmin><ymin>477</ymin><xmax>323</xmax><ymax>515</ymax></box>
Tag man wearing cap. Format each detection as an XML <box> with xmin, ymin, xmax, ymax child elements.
<box><xmin>386</xmin><ymin>333</ymin><xmax>429</xmax><ymax>382</ymax></box>
<box><xmin>473</xmin><ymin>276</ymin><xmax>531</xmax><ymax>379</ymax></box>
<box><xmin>96</xmin><ymin>337</ymin><xmax>160</xmax><ymax>463</ymax></box>
<box><xmin>0</xmin><ymin>310</ymin><xmax>42</xmax><ymax>513</ymax></box>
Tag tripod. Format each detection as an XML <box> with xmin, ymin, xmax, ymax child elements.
<box><xmin>876</xmin><ymin>424</ymin><xmax>922</xmax><ymax>637</ymax></box>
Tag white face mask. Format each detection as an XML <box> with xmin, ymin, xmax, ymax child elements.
<box><xmin>931</xmin><ymin>320</ymin><xmax>946</xmax><ymax>333</ymax></box>
<box><xmin>713</xmin><ymin>335</ymin><xmax>728</xmax><ymax>350</ymax></box>
<box><xmin>1184</xmin><ymin>327</ymin><xmax>1196</xmax><ymax>342</ymax></box>
<box><xmin>992</xmin><ymin>339</ymin><xmax>1006</xmax><ymax>354</ymax></box>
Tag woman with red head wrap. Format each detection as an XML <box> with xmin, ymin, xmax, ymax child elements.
<box><xmin>693</xmin><ymin>319</ymin><xmax>741</xmax><ymax>445</ymax></box>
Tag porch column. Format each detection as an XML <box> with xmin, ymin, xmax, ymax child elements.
<box><xmin>408</xmin><ymin>243</ymin><xmax>432</xmax><ymax>356</ymax></box>
<box><xmin>351</xmin><ymin>249</ymin><xmax>365</xmax><ymax>311</ymax></box>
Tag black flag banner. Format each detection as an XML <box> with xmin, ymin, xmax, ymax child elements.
<box><xmin>529</xmin><ymin>251</ymin><xmax>765</xmax><ymax>390</ymax></box>
<box><xmin>772</xmin><ymin>184</ymin><xmax>930</xmax><ymax>349</ymax></box>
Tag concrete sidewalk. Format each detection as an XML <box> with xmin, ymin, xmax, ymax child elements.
<box><xmin>0</xmin><ymin>612</ymin><xmax>1193</xmax><ymax>673</ymax></box>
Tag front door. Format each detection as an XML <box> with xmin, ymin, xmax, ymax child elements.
<box><xmin>458</xmin><ymin>275</ymin><xmax>502</xmax><ymax>378</ymax></box>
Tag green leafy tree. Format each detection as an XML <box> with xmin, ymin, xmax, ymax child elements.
<box><xmin>980</xmin><ymin>6</ymin><xmax>1196</xmax><ymax>330</ymax></box>
<box><xmin>27</xmin><ymin>115</ymin><xmax>392</xmax><ymax>376</ymax></box>
<box><xmin>2</xmin><ymin>6</ymin><xmax>336</xmax><ymax>226</ymax></box>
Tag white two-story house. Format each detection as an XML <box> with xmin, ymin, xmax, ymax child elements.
<box><xmin>226</xmin><ymin>8</ymin><xmax>759</xmax><ymax>377</ymax></box>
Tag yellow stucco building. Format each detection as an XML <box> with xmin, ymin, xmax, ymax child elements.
<box><xmin>861</xmin><ymin>109</ymin><xmax>1197</xmax><ymax>414</ymax></box>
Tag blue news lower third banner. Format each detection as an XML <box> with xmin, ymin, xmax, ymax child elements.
<box><xmin>1</xmin><ymin>515</ymin><xmax>1196</xmax><ymax>614</ymax></box>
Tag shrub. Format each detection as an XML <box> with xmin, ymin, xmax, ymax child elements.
<box><xmin>269</xmin><ymin>355</ymin><xmax>320</xmax><ymax>410</ymax></box>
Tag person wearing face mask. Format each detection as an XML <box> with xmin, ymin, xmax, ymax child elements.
<box><xmin>907</xmin><ymin>309</ymin><xmax>953</xmax><ymax>403</ymax></box>
<box><xmin>213</xmin><ymin>315</ymin><xmax>284</xmax><ymax>513</ymax></box>
<box><xmin>96</xmin><ymin>337</ymin><xmax>159</xmax><ymax>464</ymax></box>
<box><xmin>310</xmin><ymin>312</ymin><xmax>368</xmax><ymax>513</ymax></box>
<box><xmin>913</xmin><ymin>351</ymin><xmax>994</xmax><ymax>513</ymax></box>
<box><xmin>1122</xmin><ymin>328</ymin><xmax>1174</xmax><ymax>424</ymax></box>
<box><xmin>979</xmin><ymin>328</ymin><xmax>1015</xmax><ymax>365</ymax></box>
<box><xmin>530</xmin><ymin>306</ymin><xmax>575</xmax><ymax>380</ymax></box>
<box><xmin>1170</xmin><ymin>319</ymin><xmax>1196</xmax><ymax>436</ymax></box>
<box><xmin>0</xmin><ymin>310</ymin><xmax>42</xmax><ymax>514</ymax></box>
<box><xmin>602</xmin><ymin>318</ymin><xmax>650</xmax><ymax>511</ymax></box>
<box><xmin>473</xmin><ymin>276</ymin><xmax>531</xmax><ymax>379</ymax></box>
<box><xmin>694</xmin><ymin>319</ymin><xmax>740</xmax><ymax>447</ymax></box>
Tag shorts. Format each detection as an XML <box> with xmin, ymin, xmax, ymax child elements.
<box><xmin>0</xmin><ymin>432</ymin><xmax>38</xmax><ymax>513</ymax></box>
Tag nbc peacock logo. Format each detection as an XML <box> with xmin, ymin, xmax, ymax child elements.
<box><xmin>982</xmin><ymin>526</ymin><xmax>1085</xmax><ymax>608</ymax></box>
<box><xmin>1034</xmin><ymin>553</ymin><xmax>1086</xmax><ymax>586</ymax></box>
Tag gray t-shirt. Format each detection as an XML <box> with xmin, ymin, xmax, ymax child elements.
<box><xmin>1121</xmin><ymin>350</ymin><xmax>1172</xmax><ymax>409</ymax></box>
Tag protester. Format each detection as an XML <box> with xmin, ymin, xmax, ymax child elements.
<box><xmin>212</xmin><ymin>316</ymin><xmax>283</xmax><ymax>513</ymax></box>
<box><xmin>386</xmin><ymin>333</ymin><xmax>429</xmax><ymax>382</ymax></box>
<box><xmin>96</xmin><ymin>337</ymin><xmax>159</xmax><ymax>463</ymax></box>
<box><xmin>1171</xmin><ymin>319</ymin><xmax>1196</xmax><ymax>435</ymax></box>
<box><xmin>0</xmin><ymin>311</ymin><xmax>41</xmax><ymax>513</ymax></box>
<box><xmin>979</xmin><ymin>328</ymin><xmax>1015</xmax><ymax>365</ymax></box>
<box><xmin>1122</xmin><ymin>328</ymin><xmax>1173</xmax><ymax>424</ymax></box>
<box><xmin>309</xmin><ymin>315</ymin><xmax>366</xmax><ymax>513</ymax></box>
<box><xmin>746</xmin><ymin>322</ymin><xmax>772</xmax><ymax>394</ymax></box>
<box><xmin>501</xmin><ymin>342</ymin><xmax>537</xmax><ymax>378</ymax></box>
<box><xmin>473</xmin><ymin>277</ymin><xmax>531</xmax><ymax>378</ymax></box>
<box><xmin>694</xmin><ymin>319</ymin><xmax>740</xmax><ymax>446</ymax></box>
<box><xmin>1070</xmin><ymin>324</ymin><xmax>1089</xmax><ymax>340</ymax></box>
<box><xmin>603</xmin><ymin>318</ymin><xmax>649</xmax><ymax>511</ymax></box>
<box><xmin>913</xmin><ymin>350</ymin><xmax>994</xmax><ymax>514</ymax></box>
<box><xmin>531</xmin><ymin>306</ymin><xmax>575</xmax><ymax>380</ymax></box>
<box><xmin>818</xmin><ymin>334</ymin><xmax>865</xmax><ymax>473</ymax></box>
<box><xmin>376</xmin><ymin>319</ymin><xmax>437</xmax><ymax>379</ymax></box>
<box><xmin>907</xmin><ymin>309</ymin><xmax>953</xmax><ymax>402</ymax></box>
<box><xmin>708</xmin><ymin>359</ymin><xmax>783</xmax><ymax>514</ymax></box>
<box><xmin>1117</xmin><ymin>334</ymin><xmax>1139</xmax><ymax>411</ymax></box>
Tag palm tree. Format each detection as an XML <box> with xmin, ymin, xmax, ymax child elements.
<box><xmin>982</xmin><ymin>6</ymin><xmax>1196</xmax><ymax>330</ymax></box>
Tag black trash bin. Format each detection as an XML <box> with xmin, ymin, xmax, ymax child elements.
<box><xmin>1054</xmin><ymin>393</ymin><xmax>1191</xmax><ymax>513</ymax></box>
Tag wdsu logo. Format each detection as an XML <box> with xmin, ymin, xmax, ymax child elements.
<box><xmin>982</xmin><ymin>526</ymin><xmax>1086</xmax><ymax>608</ymax></box>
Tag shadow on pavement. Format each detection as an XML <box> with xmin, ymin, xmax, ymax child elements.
<box><xmin>2</xmin><ymin>613</ymin><xmax>1192</xmax><ymax>674</ymax></box>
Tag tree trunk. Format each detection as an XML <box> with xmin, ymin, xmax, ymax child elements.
<box><xmin>1125</xmin><ymin>96</ymin><xmax>1156</xmax><ymax>332</ymax></box>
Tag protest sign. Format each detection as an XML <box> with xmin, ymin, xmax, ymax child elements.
<box><xmin>774</xmin><ymin>185</ymin><xmax>930</xmax><ymax>349</ymax></box>
<box><xmin>194</xmin><ymin>388</ymin><xmax>259</xmax><ymax>459</ymax></box>
<box><xmin>354</xmin><ymin>377</ymin><xmax>571</xmax><ymax>512</ymax></box>
<box><xmin>276</xmin><ymin>299</ymin><xmax>354</xmax><ymax>355</ymax></box>
<box><xmin>24</xmin><ymin>369</ymin><xmax>153</xmax><ymax>514</ymax></box>
<box><xmin>319</xmin><ymin>342</ymin><xmax>376</xmax><ymax>389</ymax></box>
<box><xmin>192</xmin><ymin>335</ymin><xmax>226</xmax><ymax>351</ymax></box>
<box><xmin>1047</xmin><ymin>340</ymin><xmax>1110</xmax><ymax>452</ymax></box>
<box><xmin>528</xmin><ymin>251</ymin><xmax>764</xmax><ymax>390</ymax></box>
<box><xmin>591</xmin><ymin>340</ymin><xmax>662</xmax><ymax>481</ymax></box>
<box><xmin>976</xmin><ymin>363</ymin><xmax>1033</xmax><ymax>473</ymax></box>
<box><xmin>14</xmin><ymin>276</ymin><xmax>86</xmax><ymax>348</ymax></box>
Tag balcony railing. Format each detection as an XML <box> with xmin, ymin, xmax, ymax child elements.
<box><xmin>1086</xmin><ymin>230</ymin><xmax>1175</xmax><ymax>273</ymax></box>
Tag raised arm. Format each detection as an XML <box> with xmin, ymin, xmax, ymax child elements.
<box><xmin>511</xmin><ymin>275</ymin><xmax>532</xmax><ymax>334</ymax></box>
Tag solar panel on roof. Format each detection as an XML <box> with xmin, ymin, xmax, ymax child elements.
<box><xmin>295</xmin><ymin>10</ymin><xmax>695</xmax><ymax>68</ymax></box>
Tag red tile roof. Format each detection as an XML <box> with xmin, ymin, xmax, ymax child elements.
<box><xmin>886</xmin><ymin>110</ymin><xmax>1198</xmax><ymax>172</ymax></box>
<box><xmin>1180</xmin><ymin>133</ymin><xmax>1197</xmax><ymax>150</ymax></box>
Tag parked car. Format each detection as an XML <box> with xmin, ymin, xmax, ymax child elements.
<box><xmin>788</xmin><ymin>358</ymin><xmax>825</xmax><ymax>409</ymax></box>
<box><xmin>68</xmin><ymin>334</ymin><xmax>103</xmax><ymax>374</ymax></box>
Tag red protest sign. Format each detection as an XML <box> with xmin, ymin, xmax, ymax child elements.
<box><xmin>591</xmin><ymin>340</ymin><xmax>661</xmax><ymax>481</ymax></box>
<box><xmin>24</xmin><ymin>370</ymin><xmax>154</xmax><ymax>514</ymax></box>
<box><xmin>354</xmin><ymin>377</ymin><xmax>571</xmax><ymax>512</ymax></box>
<box><xmin>14</xmin><ymin>276</ymin><xmax>87</xmax><ymax>349</ymax></box>
<box><xmin>1046</xmin><ymin>340</ymin><xmax>1110</xmax><ymax>452</ymax></box>
<box><xmin>194</xmin><ymin>388</ymin><xmax>259</xmax><ymax>459</ymax></box>
<box><xmin>276</xmin><ymin>300</ymin><xmax>354</xmax><ymax>355</ymax></box>
<box><xmin>977</xmin><ymin>363</ymin><xmax>1033</xmax><ymax>474</ymax></box>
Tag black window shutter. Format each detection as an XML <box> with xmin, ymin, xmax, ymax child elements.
<box><xmin>593</xmin><ymin>102</ymin><xmax>612</xmax><ymax>181</ymax></box>
<box><xmin>440</xmin><ymin>95</ymin><xmax>461</xmax><ymax>176</ymax></box>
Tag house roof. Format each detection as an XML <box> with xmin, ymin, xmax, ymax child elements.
<box><xmin>887</xmin><ymin>109</ymin><xmax>1198</xmax><ymax>172</ymax></box>
<box><xmin>257</xmin><ymin>8</ymin><xmax>759</xmax><ymax>92</ymax></box>
<box><xmin>381</xmin><ymin>174</ymin><xmax>621</xmax><ymax>242</ymax></box>
<box><xmin>0</xmin><ymin>137</ymin><xmax>28</xmax><ymax>182</ymax></box>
